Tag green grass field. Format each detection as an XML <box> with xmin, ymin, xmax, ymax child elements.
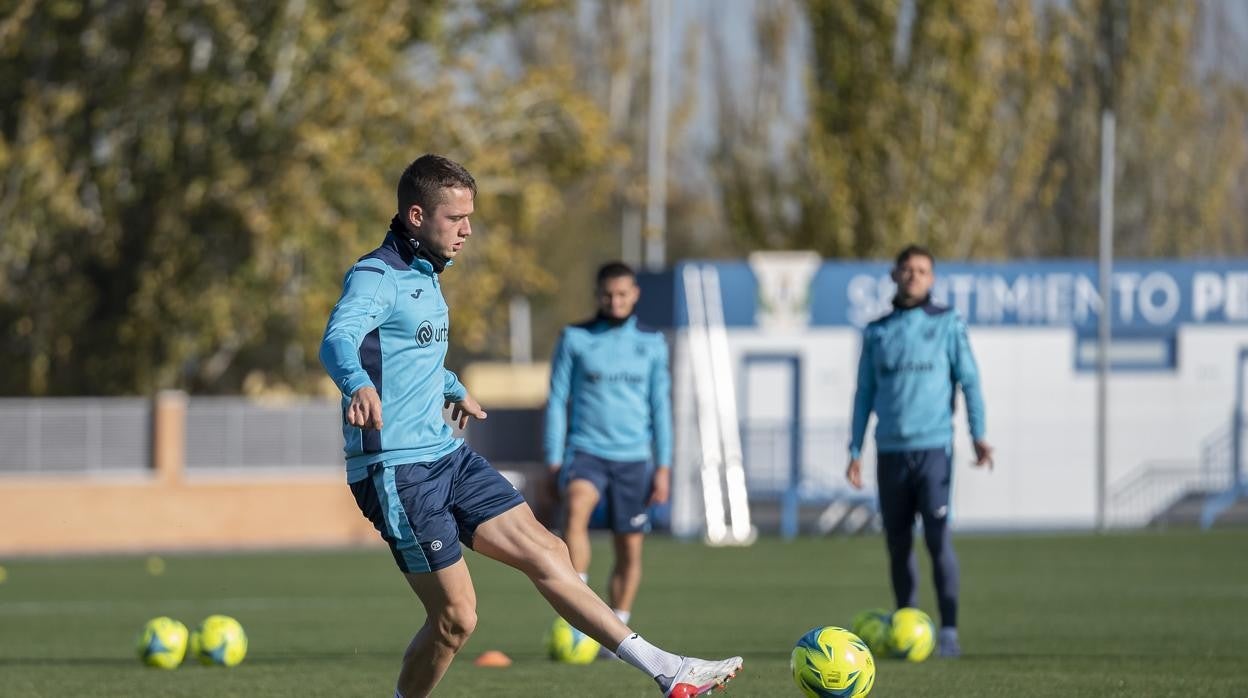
<box><xmin>2</xmin><ymin>531</ymin><xmax>1247</xmax><ymax>697</ymax></box>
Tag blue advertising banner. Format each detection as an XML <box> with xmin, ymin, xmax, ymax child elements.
<box><xmin>640</xmin><ymin>260</ymin><xmax>1248</xmax><ymax>330</ymax></box>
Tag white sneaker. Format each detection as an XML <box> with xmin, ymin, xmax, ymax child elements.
<box><xmin>662</xmin><ymin>656</ymin><xmax>743</xmax><ymax>697</ymax></box>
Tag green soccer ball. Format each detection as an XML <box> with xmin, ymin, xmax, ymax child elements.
<box><xmin>136</xmin><ymin>616</ymin><xmax>189</xmax><ymax>669</ymax></box>
<box><xmin>888</xmin><ymin>607</ymin><xmax>935</xmax><ymax>662</ymax></box>
<box><xmin>190</xmin><ymin>614</ymin><xmax>248</xmax><ymax>667</ymax></box>
<box><xmin>791</xmin><ymin>626</ymin><xmax>875</xmax><ymax>697</ymax></box>
<box><xmin>545</xmin><ymin>617</ymin><xmax>599</xmax><ymax>665</ymax></box>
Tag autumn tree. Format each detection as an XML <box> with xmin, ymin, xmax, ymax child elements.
<box><xmin>0</xmin><ymin>0</ymin><xmax>617</xmax><ymax>395</ymax></box>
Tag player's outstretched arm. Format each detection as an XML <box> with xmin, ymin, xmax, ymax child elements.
<box><xmin>847</xmin><ymin>328</ymin><xmax>877</xmax><ymax>478</ymax></box>
<box><xmin>319</xmin><ymin>262</ymin><xmax>395</xmax><ymax>399</ymax></box>
<box><xmin>949</xmin><ymin>316</ymin><xmax>992</xmax><ymax>470</ymax></box>
<box><xmin>650</xmin><ymin>466</ymin><xmax>670</xmax><ymax>505</ymax></box>
<box><xmin>543</xmin><ymin>328</ymin><xmax>575</xmax><ymax>471</ymax></box>
<box><xmin>347</xmin><ymin>386</ymin><xmax>383</xmax><ymax>429</ymax></box>
<box><xmin>972</xmin><ymin>440</ymin><xmax>994</xmax><ymax>470</ymax></box>
<box><xmin>845</xmin><ymin>459</ymin><xmax>864</xmax><ymax>489</ymax></box>
<box><xmin>649</xmin><ymin>337</ymin><xmax>674</xmax><ymax>471</ymax></box>
<box><xmin>445</xmin><ymin>393</ymin><xmax>487</xmax><ymax>430</ymax></box>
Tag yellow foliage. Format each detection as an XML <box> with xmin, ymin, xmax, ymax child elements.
<box><xmin>0</xmin><ymin>0</ymin><xmax>615</xmax><ymax>395</ymax></box>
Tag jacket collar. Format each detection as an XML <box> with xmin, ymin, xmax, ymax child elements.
<box><xmin>595</xmin><ymin>312</ymin><xmax>636</xmax><ymax>329</ymax></box>
<box><xmin>386</xmin><ymin>215</ymin><xmax>451</xmax><ymax>274</ymax></box>
<box><xmin>892</xmin><ymin>294</ymin><xmax>932</xmax><ymax>311</ymax></box>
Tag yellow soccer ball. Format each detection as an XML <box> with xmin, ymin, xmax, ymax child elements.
<box><xmin>850</xmin><ymin>609</ymin><xmax>892</xmax><ymax>657</ymax></box>
<box><xmin>136</xmin><ymin>616</ymin><xmax>189</xmax><ymax>669</ymax></box>
<box><xmin>888</xmin><ymin>607</ymin><xmax>935</xmax><ymax>662</ymax></box>
<box><xmin>190</xmin><ymin>614</ymin><xmax>248</xmax><ymax>667</ymax></box>
<box><xmin>791</xmin><ymin>626</ymin><xmax>875</xmax><ymax>697</ymax></box>
<box><xmin>545</xmin><ymin>617</ymin><xmax>599</xmax><ymax>665</ymax></box>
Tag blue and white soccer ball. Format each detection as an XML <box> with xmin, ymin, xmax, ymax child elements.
<box><xmin>790</xmin><ymin>626</ymin><xmax>875</xmax><ymax>697</ymax></box>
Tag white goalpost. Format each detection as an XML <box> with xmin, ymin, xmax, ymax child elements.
<box><xmin>681</xmin><ymin>264</ymin><xmax>755</xmax><ymax>546</ymax></box>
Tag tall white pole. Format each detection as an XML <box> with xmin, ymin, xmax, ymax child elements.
<box><xmin>1096</xmin><ymin>109</ymin><xmax>1115</xmax><ymax>531</ymax></box>
<box><xmin>509</xmin><ymin>296</ymin><xmax>531</xmax><ymax>364</ymax></box>
<box><xmin>645</xmin><ymin>0</ymin><xmax>670</xmax><ymax>271</ymax></box>
<box><xmin>622</xmin><ymin>207</ymin><xmax>642</xmax><ymax>268</ymax></box>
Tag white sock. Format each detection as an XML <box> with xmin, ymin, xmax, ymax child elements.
<box><xmin>578</xmin><ymin>572</ymin><xmax>589</xmax><ymax>584</ymax></box>
<box><xmin>613</xmin><ymin>608</ymin><xmax>631</xmax><ymax>625</ymax></box>
<box><xmin>615</xmin><ymin>633</ymin><xmax>683</xmax><ymax>688</ymax></box>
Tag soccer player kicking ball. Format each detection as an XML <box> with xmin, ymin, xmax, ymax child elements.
<box><xmin>544</xmin><ymin>262</ymin><xmax>672</xmax><ymax>654</ymax></box>
<box><xmin>320</xmin><ymin>154</ymin><xmax>741</xmax><ymax>698</ymax></box>
<box><xmin>845</xmin><ymin>244</ymin><xmax>994</xmax><ymax>659</ymax></box>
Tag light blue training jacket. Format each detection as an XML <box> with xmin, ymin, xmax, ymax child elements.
<box><xmin>850</xmin><ymin>298</ymin><xmax>986</xmax><ymax>459</ymax></box>
<box><xmin>319</xmin><ymin>233</ymin><xmax>466</xmax><ymax>483</ymax></box>
<box><xmin>544</xmin><ymin>315</ymin><xmax>673</xmax><ymax>467</ymax></box>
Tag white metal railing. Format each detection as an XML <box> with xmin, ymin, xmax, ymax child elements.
<box><xmin>0</xmin><ymin>396</ymin><xmax>346</xmax><ymax>474</ymax></box>
<box><xmin>1107</xmin><ymin>423</ymin><xmax>1239</xmax><ymax>527</ymax></box>
<box><xmin>0</xmin><ymin>398</ymin><xmax>150</xmax><ymax>474</ymax></box>
<box><xmin>184</xmin><ymin>397</ymin><xmax>343</xmax><ymax>470</ymax></box>
<box><xmin>740</xmin><ymin>421</ymin><xmax>870</xmax><ymax>499</ymax></box>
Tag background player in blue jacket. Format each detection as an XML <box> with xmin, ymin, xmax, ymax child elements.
<box><xmin>320</xmin><ymin>155</ymin><xmax>740</xmax><ymax>698</ymax></box>
<box><xmin>544</xmin><ymin>262</ymin><xmax>672</xmax><ymax>639</ymax></box>
<box><xmin>846</xmin><ymin>244</ymin><xmax>994</xmax><ymax>659</ymax></box>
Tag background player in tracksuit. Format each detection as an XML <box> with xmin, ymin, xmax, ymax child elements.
<box><xmin>320</xmin><ymin>155</ymin><xmax>740</xmax><ymax>698</ymax></box>
<box><xmin>846</xmin><ymin>244</ymin><xmax>994</xmax><ymax>659</ymax></box>
<box><xmin>544</xmin><ymin>262</ymin><xmax>672</xmax><ymax>640</ymax></box>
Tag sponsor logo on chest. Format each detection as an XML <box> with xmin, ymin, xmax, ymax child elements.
<box><xmin>416</xmin><ymin>320</ymin><xmax>449</xmax><ymax>348</ymax></box>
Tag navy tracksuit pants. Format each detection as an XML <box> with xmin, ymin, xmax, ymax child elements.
<box><xmin>877</xmin><ymin>447</ymin><xmax>959</xmax><ymax>629</ymax></box>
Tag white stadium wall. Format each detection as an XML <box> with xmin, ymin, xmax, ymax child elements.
<box><xmin>640</xmin><ymin>258</ymin><xmax>1248</xmax><ymax>536</ymax></box>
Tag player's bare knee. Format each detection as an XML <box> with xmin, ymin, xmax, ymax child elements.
<box><xmin>525</xmin><ymin>531</ymin><xmax>571</xmax><ymax>578</ymax></box>
<box><xmin>435</xmin><ymin>603</ymin><xmax>477</xmax><ymax>650</ymax></box>
<box><xmin>546</xmin><ymin>533</ymin><xmax>571</xmax><ymax>566</ymax></box>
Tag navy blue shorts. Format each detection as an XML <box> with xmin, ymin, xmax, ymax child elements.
<box><xmin>350</xmin><ymin>444</ymin><xmax>526</xmax><ymax>573</ymax></box>
<box><xmin>876</xmin><ymin>447</ymin><xmax>953</xmax><ymax>533</ymax></box>
<box><xmin>560</xmin><ymin>451</ymin><xmax>653</xmax><ymax>533</ymax></box>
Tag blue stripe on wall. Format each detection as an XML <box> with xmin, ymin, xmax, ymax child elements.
<box><xmin>374</xmin><ymin>467</ymin><xmax>430</xmax><ymax>573</ymax></box>
<box><xmin>359</xmin><ymin>328</ymin><xmax>382</xmax><ymax>452</ymax></box>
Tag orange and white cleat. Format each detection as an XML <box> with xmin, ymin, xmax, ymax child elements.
<box><xmin>663</xmin><ymin>656</ymin><xmax>743</xmax><ymax>697</ymax></box>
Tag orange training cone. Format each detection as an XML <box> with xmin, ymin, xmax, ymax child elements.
<box><xmin>474</xmin><ymin>650</ymin><xmax>512</xmax><ymax>668</ymax></box>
